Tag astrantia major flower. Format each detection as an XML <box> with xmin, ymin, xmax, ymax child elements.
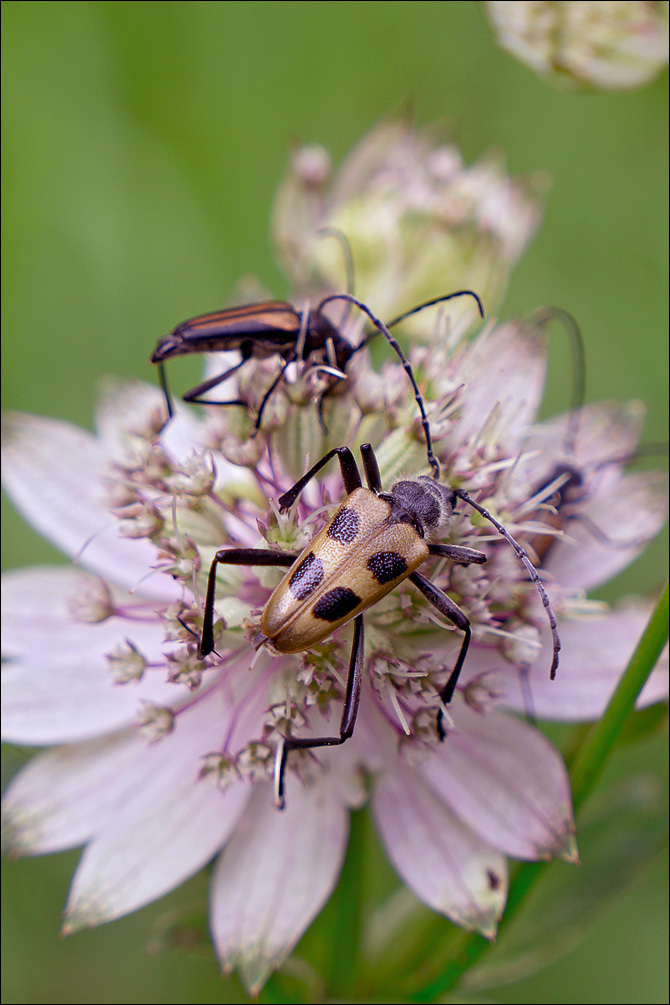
<box><xmin>271</xmin><ymin>116</ymin><xmax>547</xmax><ymax>337</ymax></box>
<box><xmin>2</xmin><ymin>309</ymin><xmax>667</xmax><ymax>996</ymax></box>
<box><xmin>485</xmin><ymin>0</ymin><xmax>669</xmax><ymax>91</ymax></box>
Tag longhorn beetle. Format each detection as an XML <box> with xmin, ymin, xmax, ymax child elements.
<box><xmin>198</xmin><ymin>438</ymin><xmax>561</xmax><ymax>808</ymax></box>
<box><xmin>518</xmin><ymin>308</ymin><xmax>667</xmax><ymax>566</ymax></box>
<box><xmin>150</xmin><ymin>289</ymin><xmax>484</xmax><ymax>448</ymax></box>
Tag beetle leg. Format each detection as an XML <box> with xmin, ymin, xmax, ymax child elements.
<box><xmin>182</xmin><ymin>357</ymin><xmax>249</xmax><ymax>406</ymax></box>
<box><xmin>427</xmin><ymin>543</ymin><xmax>487</xmax><ymax>564</ymax></box>
<box><xmin>157</xmin><ymin>363</ymin><xmax>174</xmax><ymax>422</ymax></box>
<box><xmin>252</xmin><ymin>358</ymin><xmax>295</xmax><ymax>434</ymax></box>
<box><xmin>198</xmin><ymin>548</ymin><xmax>299</xmax><ymax>658</ymax></box>
<box><xmin>360</xmin><ymin>442</ymin><xmax>383</xmax><ymax>493</ymax></box>
<box><xmin>274</xmin><ymin>614</ymin><xmax>364</xmax><ymax>809</ymax></box>
<box><xmin>571</xmin><ymin>511</ymin><xmax>663</xmax><ymax>551</ymax></box>
<box><xmin>409</xmin><ymin>571</ymin><xmax>472</xmax><ymax>740</ymax></box>
<box><xmin>278</xmin><ymin>446</ymin><xmax>362</xmax><ymax>510</ymax></box>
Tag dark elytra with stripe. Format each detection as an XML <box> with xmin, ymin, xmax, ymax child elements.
<box><xmin>151</xmin><ymin>290</ymin><xmax>484</xmax><ymax>477</ymax></box>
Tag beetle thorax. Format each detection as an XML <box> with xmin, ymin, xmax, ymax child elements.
<box><xmin>387</xmin><ymin>477</ymin><xmax>456</xmax><ymax>536</ymax></box>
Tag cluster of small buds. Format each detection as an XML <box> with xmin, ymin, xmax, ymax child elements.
<box><xmin>263</xmin><ymin>699</ymin><xmax>308</xmax><ymax>746</ymax></box>
<box><xmin>272</xmin><ymin>118</ymin><xmax>546</xmax><ymax>330</ymax></box>
<box><xmin>204</xmin><ymin>411</ymin><xmax>268</xmax><ymax>468</ymax></box>
<box><xmin>485</xmin><ymin>0</ymin><xmax>669</xmax><ymax>91</ymax></box>
<box><xmin>67</xmin><ymin>574</ymin><xmax>114</xmax><ymax>623</ymax></box>
<box><xmin>165</xmin><ymin>451</ymin><xmax>216</xmax><ymax>499</ymax></box>
<box><xmin>154</xmin><ymin>533</ymin><xmax>200</xmax><ymax>582</ymax></box>
<box><xmin>159</xmin><ymin>601</ymin><xmax>205</xmax><ymax>643</ymax></box>
<box><xmin>370</xmin><ymin>651</ymin><xmax>442</xmax><ymax>701</ymax></box>
<box><xmin>406</xmin><ymin>706</ymin><xmax>449</xmax><ymax>755</ymax></box>
<box><xmin>137</xmin><ymin>701</ymin><xmax>175</xmax><ymax>742</ymax></box>
<box><xmin>295</xmin><ymin>647</ymin><xmax>345</xmax><ymax>714</ymax></box>
<box><xmin>462</xmin><ymin>673</ymin><xmax>505</xmax><ymax>714</ymax></box>
<box><xmin>234</xmin><ymin>741</ymin><xmax>275</xmax><ymax>784</ymax></box>
<box><xmin>368</xmin><ymin>651</ymin><xmax>449</xmax><ymax>744</ymax></box>
<box><xmin>199</xmin><ymin>752</ymin><xmax>242</xmax><ymax>790</ymax></box>
<box><xmin>105</xmin><ymin>638</ymin><xmax>147</xmax><ymax>684</ymax></box>
<box><xmin>165</xmin><ymin>646</ymin><xmax>207</xmax><ymax>691</ymax></box>
<box><xmin>116</xmin><ymin>501</ymin><xmax>165</xmax><ymax>540</ymax></box>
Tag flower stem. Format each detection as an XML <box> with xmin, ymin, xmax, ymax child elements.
<box><xmin>568</xmin><ymin>580</ymin><xmax>669</xmax><ymax>812</ymax></box>
<box><xmin>326</xmin><ymin>806</ymin><xmax>367</xmax><ymax>998</ymax></box>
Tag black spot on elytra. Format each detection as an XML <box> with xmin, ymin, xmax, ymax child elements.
<box><xmin>327</xmin><ymin>506</ymin><xmax>360</xmax><ymax>545</ymax></box>
<box><xmin>313</xmin><ymin>586</ymin><xmax>361</xmax><ymax>622</ymax></box>
<box><xmin>367</xmin><ymin>551</ymin><xmax>408</xmax><ymax>584</ymax></box>
<box><xmin>289</xmin><ymin>552</ymin><xmax>324</xmax><ymax>600</ymax></box>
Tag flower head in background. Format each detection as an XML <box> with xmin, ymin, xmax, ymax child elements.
<box><xmin>2</xmin><ymin>122</ymin><xmax>668</xmax><ymax>997</ymax></box>
<box><xmin>485</xmin><ymin>1</ymin><xmax>669</xmax><ymax>91</ymax></box>
<box><xmin>272</xmin><ymin>117</ymin><xmax>547</xmax><ymax>337</ymax></box>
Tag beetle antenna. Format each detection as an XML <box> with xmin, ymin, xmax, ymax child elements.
<box><xmin>385</xmin><ymin>290</ymin><xmax>485</xmax><ymax>332</ymax></box>
<box><xmin>346</xmin><ymin>289</ymin><xmax>485</xmax><ymax>358</ymax></box>
<box><xmin>530</xmin><ymin>307</ymin><xmax>585</xmax><ymax>458</ymax></box>
<box><xmin>454</xmin><ymin>487</ymin><xmax>561</xmax><ymax>680</ymax></box>
<box><xmin>319</xmin><ymin>293</ymin><xmax>441</xmax><ymax>480</ymax></box>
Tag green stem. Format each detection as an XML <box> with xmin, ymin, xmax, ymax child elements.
<box><xmin>568</xmin><ymin>581</ymin><xmax>669</xmax><ymax>812</ymax></box>
<box><xmin>327</xmin><ymin>806</ymin><xmax>367</xmax><ymax>998</ymax></box>
<box><xmin>406</xmin><ymin>583</ymin><xmax>669</xmax><ymax>1002</ymax></box>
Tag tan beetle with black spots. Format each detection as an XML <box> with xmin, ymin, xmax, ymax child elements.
<box><xmin>199</xmin><ymin>441</ymin><xmax>561</xmax><ymax>808</ymax></box>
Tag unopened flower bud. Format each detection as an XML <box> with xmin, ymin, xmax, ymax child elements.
<box><xmin>68</xmin><ymin>576</ymin><xmax>114</xmax><ymax>623</ymax></box>
<box><xmin>116</xmin><ymin>501</ymin><xmax>164</xmax><ymax>538</ymax></box>
<box><xmin>292</xmin><ymin>144</ymin><xmax>332</xmax><ymax>187</ymax></box>
<box><xmin>165</xmin><ymin>647</ymin><xmax>206</xmax><ymax>691</ymax></box>
<box><xmin>165</xmin><ymin>451</ymin><xmax>216</xmax><ymax>498</ymax></box>
<box><xmin>200</xmin><ymin>752</ymin><xmax>240</xmax><ymax>790</ymax></box>
<box><xmin>138</xmin><ymin>702</ymin><xmax>175</xmax><ymax>742</ymax></box>
<box><xmin>500</xmin><ymin>621</ymin><xmax>542</xmax><ymax>668</ymax></box>
<box><xmin>485</xmin><ymin>0</ymin><xmax>669</xmax><ymax>91</ymax></box>
<box><xmin>106</xmin><ymin>639</ymin><xmax>147</xmax><ymax>684</ymax></box>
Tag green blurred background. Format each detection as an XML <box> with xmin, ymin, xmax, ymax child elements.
<box><xmin>2</xmin><ymin>3</ymin><xmax>667</xmax><ymax>1002</ymax></box>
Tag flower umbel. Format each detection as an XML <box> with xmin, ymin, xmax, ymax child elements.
<box><xmin>485</xmin><ymin>0</ymin><xmax>669</xmax><ymax>91</ymax></box>
<box><xmin>2</xmin><ymin>312</ymin><xmax>667</xmax><ymax>993</ymax></box>
<box><xmin>272</xmin><ymin>116</ymin><xmax>547</xmax><ymax>336</ymax></box>
<box><xmin>2</xmin><ymin>126</ymin><xmax>668</xmax><ymax>996</ymax></box>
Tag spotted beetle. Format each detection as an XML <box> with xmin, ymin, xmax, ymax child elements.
<box><xmin>198</xmin><ymin>440</ymin><xmax>561</xmax><ymax>808</ymax></box>
<box><xmin>150</xmin><ymin>289</ymin><xmax>484</xmax><ymax>452</ymax></box>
